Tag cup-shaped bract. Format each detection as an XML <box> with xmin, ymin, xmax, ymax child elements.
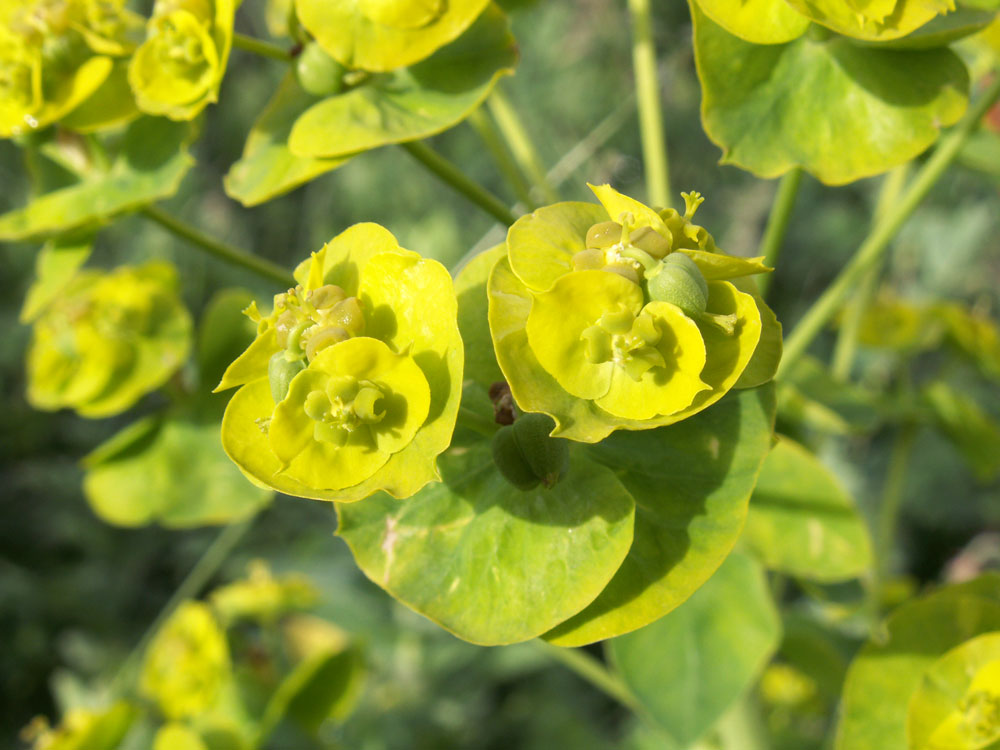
<box><xmin>128</xmin><ymin>0</ymin><xmax>235</xmax><ymax>120</ymax></box>
<box><xmin>218</xmin><ymin>223</ymin><xmax>464</xmax><ymax>503</ymax></box>
<box><xmin>489</xmin><ymin>184</ymin><xmax>779</xmax><ymax>442</ymax></box>
<box><xmin>694</xmin><ymin>0</ymin><xmax>958</xmax><ymax>44</ymax></box>
<box><xmin>140</xmin><ymin>601</ymin><xmax>230</xmax><ymax>720</ymax></box>
<box><xmin>0</xmin><ymin>0</ymin><xmax>139</xmax><ymax>137</ymax></box>
<box><xmin>295</xmin><ymin>0</ymin><xmax>491</xmax><ymax>72</ymax></box>
<box><xmin>26</xmin><ymin>262</ymin><xmax>192</xmax><ymax>418</ymax></box>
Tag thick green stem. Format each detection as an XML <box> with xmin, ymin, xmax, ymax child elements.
<box><xmin>458</xmin><ymin>406</ymin><xmax>500</xmax><ymax>438</ymax></box>
<box><xmin>142</xmin><ymin>206</ymin><xmax>295</xmax><ymax>287</ymax></box>
<box><xmin>110</xmin><ymin>516</ymin><xmax>256</xmax><ymax>694</ymax></box>
<box><xmin>627</xmin><ymin>0</ymin><xmax>671</xmax><ymax>206</ymax></box>
<box><xmin>831</xmin><ymin>164</ymin><xmax>911</xmax><ymax>381</ymax></box>
<box><xmin>530</xmin><ymin>640</ymin><xmax>641</xmax><ymax>713</ymax></box>
<box><xmin>487</xmin><ymin>87</ymin><xmax>559</xmax><ymax>205</ymax></box>
<box><xmin>401</xmin><ymin>141</ymin><xmax>518</xmax><ymax>226</ymax></box>
<box><xmin>468</xmin><ymin>108</ymin><xmax>537</xmax><ymax>209</ymax></box>
<box><xmin>756</xmin><ymin>168</ymin><xmax>802</xmax><ymax>298</ymax></box>
<box><xmin>231</xmin><ymin>32</ymin><xmax>293</xmax><ymax>63</ymax></box>
<box><xmin>778</xmin><ymin>76</ymin><xmax>1000</xmax><ymax>379</ymax></box>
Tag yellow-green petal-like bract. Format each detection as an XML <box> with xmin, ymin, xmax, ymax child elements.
<box><xmin>218</xmin><ymin>223</ymin><xmax>463</xmax><ymax>502</ymax></box>
<box><xmin>295</xmin><ymin>0</ymin><xmax>491</xmax><ymax>72</ymax></box>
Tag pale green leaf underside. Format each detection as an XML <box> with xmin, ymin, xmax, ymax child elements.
<box><xmin>744</xmin><ymin>437</ymin><xmax>872</xmax><ymax>581</ymax></box>
<box><xmin>609</xmin><ymin>552</ymin><xmax>781</xmax><ymax>747</ymax></box>
<box><xmin>336</xmin><ymin>443</ymin><xmax>636</xmax><ymax>645</ymax></box>
<box><xmin>692</xmin><ymin>3</ymin><xmax>970</xmax><ymax>185</ymax></box>
<box><xmin>543</xmin><ymin>384</ymin><xmax>776</xmax><ymax>646</ymax></box>
<box><xmin>289</xmin><ymin>5</ymin><xmax>517</xmax><ymax>158</ymax></box>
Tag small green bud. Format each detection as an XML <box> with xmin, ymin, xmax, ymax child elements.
<box><xmin>268</xmin><ymin>351</ymin><xmax>305</xmax><ymax>403</ymax></box>
<box><xmin>296</xmin><ymin>41</ymin><xmax>346</xmax><ymax>97</ymax></box>
<box><xmin>585</xmin><ymin>221</ymin><xmax>622</xmax><ymax>250</ymax></box>
<box><xmin>646</xmin><ymin>252</ymin><xmax>708</xmax><ymax>316</ymax></box>
<box><xmin>492</xmin><ymin>413</ymin><xmax>569</xmax><ymax>491</ymax></box>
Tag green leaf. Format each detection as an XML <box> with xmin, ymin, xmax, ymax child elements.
<box><xmin>288</xmin><ymin>5</ymin><xmax>517</xmax><ymax>158</ymax></box>
<box><xmin>0</xmin><ymin>117</ymin><xmax>195</xmax><ymax>241</ymax></box>
<box><xmin>295</xmin><ymin>0</ymin><xmax>491</xmax><ymax>72</ymax></box>
<box><xmin>923</xmin><ymin>382</ymin><xmax>1000</xmax><ymax>482</ymax></box>
<box><xmin>692</xmin><ymin>0</ymin><xmax>809</xmax><ymax>45</ymax></box>
<box><xmin>336</xmin><ymin>442</ymin><xmax>636</xmax><ymax>645</ymax></box>
<box><xmin>454</xmin><ymin>244</ymin><xmax>506</xmax><ymax>389</ymax></box>
<box><xmin>19</xmin><ymin>232</ymin><xmax>94</xmax><ymax>323</ymax></box>
<box><xmin>692</xmin><ymin>3</ymin><xmax>970</xmax><ymax>184</ymax></box>
<box><xmin>744</xmin><ymin>437</ymin><xmax>873</xmax><ymax>581</ymax></box>
<box><xmin>543</xmin><ymin>384</ymin><xmax>776</xmax><ymax>646</ymax></box>
<box><xmin>608</xmin><ymin>552</ymin><xmax>781</xmax><ymax>747</ymax></box>
<box><xmin>83</xmin><ymin>409</ymin><xmax>272</xmax><ymax>528</ymax></box>
<box><xmin>223</xmin><ymin>72</ymin><xmax>350</xmax><ymax>207</ymax></box>
<box><xmin>61</xmin><ymin>60</ymin><xmax>140</xmax><ymax>134</ymax></box>
<box><xmin>779</xmin><ymin>354</ymin><xmax>884</xmax><ymax>434</ymax></box>
<box><xmin>836</xmin><ymin>575</ymin><xmax>1000</xmax><ymax>750</ymax></box>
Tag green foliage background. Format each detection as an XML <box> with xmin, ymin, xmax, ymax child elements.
<box><xmin>2</xmin><ymin>0</ymin><xmax>1000</xmax><ymax>747</ymax></box>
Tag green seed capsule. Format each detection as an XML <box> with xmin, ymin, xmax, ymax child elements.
<box><xmin>630</xmin><ymin>226</ymin><xmax>672</xmax><ymax>259</ymax></box>
<box><xmin>268</xmin><ymin>351</ymin><xmax>306</xmax><ymax>403</ymax></box>
<box><xmin>646</xmin><ymin>252</ymin><xmax>708</xmax><ymax>316</ymax></box>
<box><xmin>586</xmin><ymin>221</ymin><xmax>623</xmax><ymax>250</ymax></box>
<box><xmin>295</xmin><ymin>41</ymin><xmax>347</xmax><ymax>97</ymax></box>
<box><xmin>492</xmin><ymin>413</ymin><xmax>569</xmax><ymax>491</ymax></box>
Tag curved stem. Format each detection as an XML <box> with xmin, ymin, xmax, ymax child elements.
<box><xmin>110</xmin><ymin>516</ymin><xmax>257</xmax><ymax>694</ymax></box>
<box><xmin>232</xmin><ymin>32</ymin><xmax>294</xmax><ymax>63</ymax></box>
<box><xmin>468</xmin><ymin>108</ymin><xmax>537</xmax><ymax>210</ymax></box>
<box><xmin>400</xmin><ymin>141</ymin><xmax>518</xmax><ymax>226</ymax></box>
<box><xmin>756</xmin><ymin>168</ymin><xmax>802</xmax><ymax>299</ymax></box>
<box><xmin>627</xmin><ymin>0</ymin><xmax>671</xmax><ymax>206</ymax></box>
<box><xmin>530</xmin><ymin>640</ymin><xmax>641</xmax><ymax>713</ymax></box>
<box><xmin>142</xmin><ymin>206</ymin><xmax>295</xmax><ymax>287</ymax></box>
<box><xmin>778</xmin><ymin>76</ymin><xmax>1000</xmax><ymax>379</ymax></box>
<box><xmin>487</xmin><ymin>87</ymin><xmax>559</xmax><ymax>205</ymax></box>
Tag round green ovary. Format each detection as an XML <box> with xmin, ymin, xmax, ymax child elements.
<box><xmin>646</xmin><ymin>252</ymin><xmax>709</xmax><ymax>316</ymax></box>
<box><xmin>527</xmin><ymin>271</ymin><xmax>709</xmax><ymax>420</ymax></box>
<box><xmin>295</xmin><ymin>41</ymin><xmax>345</xmax><ymax>97</ymax></box>
<box><xmin>358</xmin><ymin>0</ymin><xmax>445</xmax><ymax>28</ymax></box>
<box><xmin>268</xmin><ymin>337</ymin><xmax>430</xmax><ymax>491</ymax></box>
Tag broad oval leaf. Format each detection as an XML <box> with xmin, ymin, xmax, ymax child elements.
<box><xmin>692</xmin><ymin>2</ymin><xmax>969</xmax><ymax>185</ymax></box>
<box><xmin>0</xmin><ymin>117</ymin><xmax>195</xmax><ymax>240</ymax></box>
<box><xmin>836</xmin><ymin>576</ymin><xmax>1000</xmax><ymax>750</ymax></box>
<box><xmin>608</xmin><ymin>552</ymin><xmax>781</xmax><ymax>747</ymax></box>
<box><xmin>744</xmin><ymin>437</ymin><xmax>873</xmax><ymax>582</ymax></box>
<box><xmin>543</xmin><ymin>383</ymin><xmax>776</xmax><ymax>646</ymax></box>
<box><xmin>288</xmin><ymin>5</ymin><xmax>517</xmax><ymax>158</ymax></box>
<box><xmin>336</xmin><ymin>442</ymin><xmax>636</xmax><ymax>645</ymax></box>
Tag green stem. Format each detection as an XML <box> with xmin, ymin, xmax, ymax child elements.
<box><xmin>110</xmin><ymin>516</ymin><xmax>256</xmax><ymax>694</ymax></box>
<box><xmin>875</xmin><ymin>424</ymin><xmax>917</xmax><ymax>589</ymax></box>
<box><xmin>400</xmin><ymin>141</ymin><xmax>518</xmax><ymax>226</ymax></box>
<box><xmin>468</xmin><ymin>108</ymin><xmax>537</xmax><ymax>210</ymax></box>
<box><xmin>231</xmin><ymin>32</ymin><xmax>294</xmax><ymax>63</ymax></box>
<box><xmin>458</xmin><ymin>406</ymin><xmax>500</xmax><ymax>438</ymax></box>
<box><xmin>487</xmin><ymin>87</ymin><xmax>559</xmax><ymax>205</ymax></box>
<box><xmin>756</xmin><ymin>168</ymin><xmax>802</xmax><ymax>298</ymax></box>
<box><xmin>831</xmin><ymin>164</ymin><xmax>911</xmax><ymax>382</ymax></box>
<box><xmin>530</xmin><ymin>640</ymin><xmax>641</xmax><ymax>713</ymax></box>
<box><xmin>142</xmin><ymin>206</ymin><xmax>295</xmax><ymax>287</ymax></box>
<box><xmin>713</xmin><ymin>696</ymin><xmax>770</xmax><ymax>750</ymax></box>
<box><xmin>627</xmin><ymin>0</ymin><xmax>671</xmax><ymax>206</ymax></box>
<box><xmin>778</xmin><ymin>76</ymin><xmax>1000</xmax><ymax>379</ymax></box>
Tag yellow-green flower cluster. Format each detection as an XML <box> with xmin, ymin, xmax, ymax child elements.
<box><xmin>128</xmin><ymin>0</ymin><xmax>236</xmax><ymax>120</ymax></box>
<box><xmin>217</xmin><ymin>223</ymin><xmax>463</xmax><ymax>502</ymax></box>
<box><xmin>26</xmin><ymin>262</ymin><xmax>192</xmax><ymax>418</ymax></box>
<box><xmin>22</xmin><ymin>703</ymin><xmax>135</xmax><ymax>750</ymax></box>
<box><xmin>488</xmin><ymin>184</ymin><xmax>780</xmax><ymax>443</ymax></box>
<box><xmin>0</xmin><ymin>0</ymin><xmax>140</xmax><ymax>136</ymax></box>
<box><xmin>694</xmin><ymin>0</ymin><xmax>957</xmax><ymax>45</ymax></box>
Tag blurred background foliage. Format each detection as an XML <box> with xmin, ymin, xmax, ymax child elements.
<box><xmin>2</xmin><ymin>0</ymin><xmax>1000</xmax><ymax>747</ymax></box>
